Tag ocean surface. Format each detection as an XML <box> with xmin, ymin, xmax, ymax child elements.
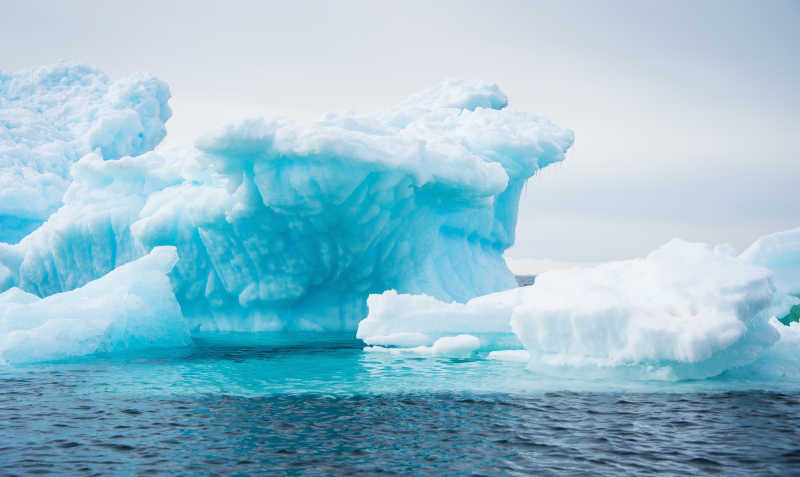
<box><xmin>2</xmin><ymin>334</ymin><xmax>799</xmax><ymax>476</ymax></box>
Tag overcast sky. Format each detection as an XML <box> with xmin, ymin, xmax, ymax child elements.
<box><xmin>2</xmin><ymin>0</ymin><xmax>798</xmax><ymax>261</ymax></box>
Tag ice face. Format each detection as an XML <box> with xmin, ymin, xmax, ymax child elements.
<box><xmin>359</xmin><ymin>240</ymin><xmax>782</xmax><ymax>380</ymax></box>
<box><xmin>741</xmin><ymin>227</ymin><xmax>800</xmax><ymax>326</ymax></box>
<box><xmin>0</xmin><ymin>63</ymin><xmax>171</xmax><ymax>242</ymax></box>
<box><xmin>0</xmin><ymin>247</ymin><xmax>189</xmax><ymax>364</ymax></box>
<box><xmin>0</xmin><ymin>73</ymin><xmax>573</xmax><ymax>334</ymax></box>
<box><xmin>741</xmin><ymin>226</ymin><xmax>800</xmax><ymax>294</ymax></box>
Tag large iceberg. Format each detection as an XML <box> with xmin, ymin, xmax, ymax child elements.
<box><xmin>0</xmin><ymin>72</ymin><xmax>574</xmax><ymax>334</ymax></box>
<box><xmin>0</xmin><ymin>247</ymin><xmax>188</xmax><ymax>364</ymax></box>
<box><xmin>0</xmin><ymin>64</ymin><xmax>171</xmax><ymax>243</ymax></box>
<box><xmin>359</xmin><ymin>240</ymin><xmax>783</xmax><ymax>380</ymax></box>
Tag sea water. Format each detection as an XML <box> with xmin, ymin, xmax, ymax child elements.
<box><xmin>1</xmin><ymin>333</ymin><xmax>799</xmax><ymax>475</ymax></box>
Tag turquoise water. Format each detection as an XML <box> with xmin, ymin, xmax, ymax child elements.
<box><xmin>2</xmin><ymin>333</ymin><xmax>800</xmax><ymax>475</ymax></box>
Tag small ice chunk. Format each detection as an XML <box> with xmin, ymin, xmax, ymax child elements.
<box><xmin>0</xmin><ymin>246</ymin><xmax>188</xmax><ymax>364</ymax></box>
<box><xmin>364</xmin><ymin>334</ymin><xmax>480</xmax><ymax>357</ymax></box>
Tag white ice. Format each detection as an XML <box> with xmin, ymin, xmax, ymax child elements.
<box><xmin>360</xmin><ymin>240</ymin><xmax>784</xmax><ymax>380</ymax></box>
<box><xmin>364</xmin><ymin>334</ymin><xmax>481</xmax><ymax>357</ymax></box>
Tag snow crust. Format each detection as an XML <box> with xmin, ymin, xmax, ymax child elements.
<box><xmin>359</xmin><ymin>240</ymin><xmax>784</xmax><ymax>380</ymax></box>
<box><xmin>0</xmin><ymin>74</ymin><xmax>573</xmax><ymax>335</ymax></box>
<box><xmin>0</xmin><ymin>63</ymin><xmax>171</xmax><ymax>242</ymax></box>
<box><xmin>0</xmin><ymin>247</ymin><xmax>188</xmax><ymax>364</ymax></box>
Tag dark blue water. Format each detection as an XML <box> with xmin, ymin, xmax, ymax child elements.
<box><xmin>2</xmin><ymin>336</ymin><xmax>799</xmax><ymax>475</ymax></box>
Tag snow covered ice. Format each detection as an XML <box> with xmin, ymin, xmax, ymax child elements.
<box><xmin>0</xmin><ymin>64</ymin><xmax>171</xmax><ymax>243</ymax></box>
<box><xmin>510</xmin><ymin>240</ymin><xmax>780</xmax><ymax>379</ymax></box>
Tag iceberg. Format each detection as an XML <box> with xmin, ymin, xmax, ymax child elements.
<box><xmin>359</xmin><ymin>240</ymin><xmax>782</xmax><ymax>380</ymax></box>
<box><xmin>0</xmin><ymin>247</ymin><xmax>188</xmax><ymax>364</ymax></box>
<box><xmin>0</xmin><ymin>71</ymin><xmax>574</xmax><ymax>335</ymax></box>
<box><xmin>0</xmin><ymin>63</ymin><xmax>171</xmax><ymax>242</ymax></box>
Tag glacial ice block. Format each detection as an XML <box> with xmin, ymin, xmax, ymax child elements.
<box><xmin>510</xmin><ymin>240</ymin><xmax>779</xmax><ymax>379</ymax></box>
<box><xmin>741</xmin><ymin>226</ymin><xmax>800</xmax><ymax>294</ymax></box>
<box><xmin>357</xmin><ymin>289</ymin><xmax>521</xmax><ymax>348</ymax></box>
<box><xmin>359</xmin><ymin>240</ymin><xmax>781</xmax><ymax>380</ymax></box>
<box><xmin>0</xmin><ymin>246</ymin><xmax>189</xmax><ymax>364</ymax></box>
<box><xmin>364</xmin><ymin>334</ymin><xmax>482</xmax><ymax>357</ymax></box>
<box><xmin>729</xmin><ymin>318</ymin><xmax>800</xmax><ymax>380</ymax></box>
<box><xmin>741</xmin><ymin>227</ymin><xmax>800</xmax><ymax>323</ymax></box>
<box><xmin>0</xmin><ymin>63</ymin><xmax>171</xmax><ymax>242</ymax></box>
<box><xmin>0</xmin><ymin>78</ymin><xmax>573</xmax><ymax>333</ymax></box>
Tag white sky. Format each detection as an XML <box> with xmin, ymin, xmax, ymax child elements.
<box><xmin>2</xmin><ymin>0</ymin><xmax>798</xmax><ymax>261</ymax></box>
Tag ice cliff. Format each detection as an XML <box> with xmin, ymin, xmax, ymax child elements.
<box><xmin>0</xmin><ymin>68</ymin><xmax>574</xmax><ymax>339</ymax></box>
